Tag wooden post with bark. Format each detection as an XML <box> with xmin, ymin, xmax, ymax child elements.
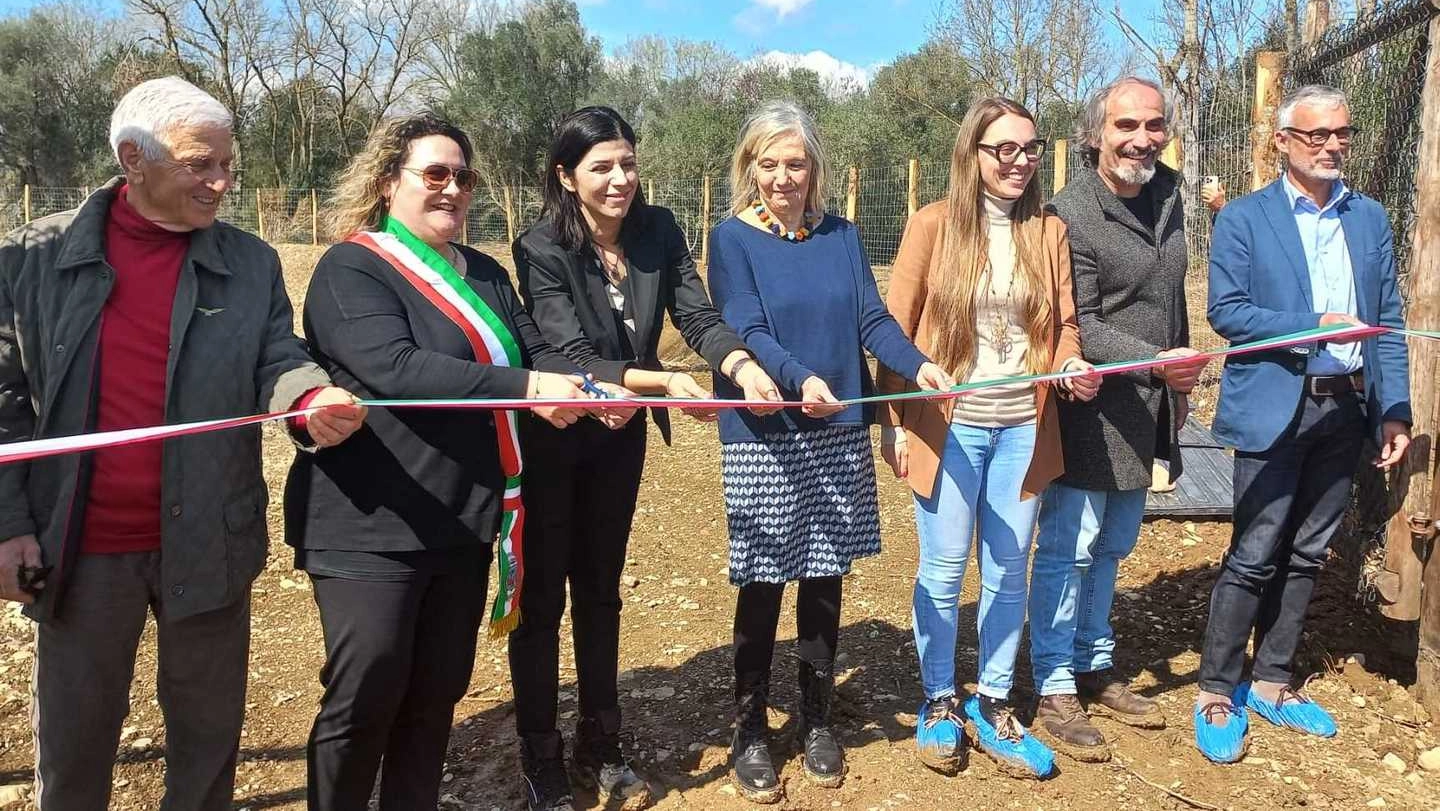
<box><xmin>1250</xmin><ymin>52</ymin><xmax>1287</xmax><ymax>191</ymax></box>
<box><xmin>700</xmin><ymin>176</ymin><xmax>712</xmax><ymax>268</ymax></box>
<box><xmin>1052</xmin><ymin>140</ymin><xmax>1069</xmax><ymax>193</ymax></box>
<box><xmin>846</xmin><ymin>166</ymin><xmax>859</xmax><ymax>223</ymax></box>
<box><xmin>1399</xmin><ymin>1</ymin><xmax>1440</xmax><ymax>716</ymax></box>
<box><xmin>255</xmin><ymin>189</ymin><xmax>265</xmax><ymax>241</ymax></box>
<box><xmin>1160</xmin><ymin>134</ymin><xmax>1183</xmax><ymax>174</ymax></box>
<box><xmin>503</xmin><ymin>186</ymin><xmax>516</xmax><ymax>246</ymax></box>
<box><xmin>907</xmin><ymin>159</ymin><xmax>920</xmax><ymax>218</ymax></box>
<box><xmin>311</xmin><ymin>189</ymin><xmax>319</xmax><ymax>246</ymax></box>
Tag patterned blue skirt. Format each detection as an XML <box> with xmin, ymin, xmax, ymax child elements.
<box><xmin>721</xmin><ymin>424</ymin><xmax>882</xmax><ymax>586</ymax></box>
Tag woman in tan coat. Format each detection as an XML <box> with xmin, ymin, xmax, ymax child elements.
<box><xmin>876</xmin><ymin>97</ymin><xmax>1099</xmax><ymax>779</ymax></box>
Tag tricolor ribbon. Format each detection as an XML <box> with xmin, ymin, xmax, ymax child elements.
<box><xmin>0</xmin><ymin>322</ymin><xmax>1418</xmax><ymax>468</ymax></box>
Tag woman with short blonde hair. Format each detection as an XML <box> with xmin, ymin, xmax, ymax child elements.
<box><xmin>707</xmin><ymin>100</ymin><xmax>952</xmax><ymax>802</ymax></box>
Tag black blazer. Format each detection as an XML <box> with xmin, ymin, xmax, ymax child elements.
<box><xmin>513</xmin><ymin>205</ymin><xmax>746</xmax><ymax>443</ymax></box>
<box><xmin>284</xmin><ymin>241</ymin><xmax>574</xmax><ymax>553</ymax></box>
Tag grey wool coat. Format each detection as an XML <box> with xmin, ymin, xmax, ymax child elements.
<box><xmin>1046</xmin><ymin>163</ymin><xmax>1189</xmax><ymax>492</ymax></box>
<box><xmin>0</xmin><ymin>177</ymin><xmax>331</xmax><ymax>622</ymax></box>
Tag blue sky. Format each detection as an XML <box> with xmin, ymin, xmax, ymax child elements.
<box><xmin>578</xmin><ymin>0</ymin><xmax>1162</xmax><ymax>79</ymax></box>
<box><xmin>0</xmin><ymin>0</ymin><xmax>1164</xmax><ymax>79</ymax></box>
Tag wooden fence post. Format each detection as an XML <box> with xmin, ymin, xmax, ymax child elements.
<box><xmin>1052</xmin><ymin>139</ymin><xmax>1069</xmax><ymax>193</ymax></box>
<box><xmin>1160</xmin><ymin>134</ymin><xmax>1183</xmax><ymax>173</ymax></box>
<box><xmin>22</xmin><ymin>185</ymin><xmax>31</xmax><ymax>224</ymax></box>
<box><xmin>255</xmin><ymin>189</ymin><xmax>265</xmax><ymax>241</ymax></box>
<box><xmin>907</xmin><ymin>159</ymin><xmax>920</xmax><ymax>218</ymax></box>
<box><xmin>700</xmin><ymin>176</ymin><xmax>712</xmax><ymax>267</ymax></box>
<box><xmin>311</xmin><ymin>189</ymin><xmax>319</xmax><ymax>245</ymax></box>
<box><xmin>503</xmin><ymin>186</ymin><xmax>516</xmax><ymax>246</ymax></box>
<box><xmin>1250</xmin><ymin>51</ymin><xmax>1287</xmax><ymax>191</ymax></box>
<box><xmin>1400</xmin><ymin>2</ymin><xmax>1440</xmax><ymax>716</ymax></box>
<box><xmin>845</xmin><ymin>166</ymin><xmax>859</xmax><ymax>223</ymax></box>
<box><xmin>647</xmin><ymin>179</ymin><xmax>655</xmax><ymax>203</ymax></box>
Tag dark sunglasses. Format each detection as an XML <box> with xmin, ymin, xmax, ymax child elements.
<box><xmin>1282</xmin><ymin>126</ymin><xmax>1360</xmax><ymax>148</ymax></box>
<box><xmin>978</xmin><ymin>139</ymin><xmax>1047</xmax><ymax>164</ymax></box>
<box><xmin>401</xmin><ymin>164</ymin><xmax>480</xmax><ymax>192</ymax></box>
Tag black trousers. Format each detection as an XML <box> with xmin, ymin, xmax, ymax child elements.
<box><xmin>733</xmin><ymin>576</ymin><xmax>843</xmax><ymax>693</ymax></box>
<box><xmin>306</xmin><ymin>545</ymin><xmax>493</xmax><ymax>811</ymax></box>
<box><xmin>1198</xmin><ymin>392</ymin><xmax>1366</xmax><ymax>696</ymax></box>
<box><xmin>508</xmin><ymin>416</ymin><xmax>648</xmax><ymax>737</ymax></box>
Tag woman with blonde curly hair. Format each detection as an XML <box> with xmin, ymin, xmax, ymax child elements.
<box><xmin>284</xmin><ymin>111</ymin><xmax>633</xmax><ymax>810</ymax></box>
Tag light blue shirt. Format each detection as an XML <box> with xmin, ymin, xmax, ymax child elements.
<box><xmin>1282</xmin><ymin>174</ymin><xmax>1363</xmax><ymax>375</ymax></box>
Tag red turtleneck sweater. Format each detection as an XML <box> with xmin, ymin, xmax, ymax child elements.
<box><xmin>81</xmin><ymin>185</ymin><xmax>188</xmax><ymax>554</ymax></box>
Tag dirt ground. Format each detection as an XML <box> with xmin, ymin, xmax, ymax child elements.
<box><xmin>1</xmin><ymin>244</ymin><xmax>1436</xmax><ymax>810</ymax></box>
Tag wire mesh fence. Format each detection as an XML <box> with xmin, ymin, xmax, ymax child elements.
<box><xmin>1</xmin><ymin>0</ymin><xmax>1430</xmax><ymax>278</ymax></box>
<box><xmin>1285</xmin><ymin>0</ymin><xmax>1434</xmax><ymax>288</ymax></box>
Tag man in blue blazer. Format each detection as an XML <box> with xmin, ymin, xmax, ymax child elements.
<box><xmin>1194</xmin><ymin>85</ymin><xmax>1411</xmax><ymax>763</ymax></box>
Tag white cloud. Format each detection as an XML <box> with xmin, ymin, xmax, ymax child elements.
<box><xmin>758</xmin><ymin>49</ymin><xmax>872</xmax><ymax>96</ymax></box>
<box><xmin>752</xmin><ymin>0</ymin><xmax>815</xmax><ymax>19</ymax></box>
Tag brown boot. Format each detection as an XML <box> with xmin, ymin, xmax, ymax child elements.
<box><xmin>1077</xmin><ymin>670</ymin><xmax>1165</xmax><ymax>729</ymax></box>
<box><xmin>1034</xmin><ymin>694</ymin><xmax>1110</xmax><ymax>763</ymax></box>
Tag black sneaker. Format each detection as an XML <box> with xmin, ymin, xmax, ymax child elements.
<box><xmin>521</xmin><ymin>732</ymin><xmax>576</xmax><ymax>811</ymax></box>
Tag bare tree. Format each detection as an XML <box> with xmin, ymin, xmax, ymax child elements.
<box><xmin>931</xmin><ymin>0</ymin><xmax>1115</xmax><ymax>114</ymax></box>
<box><xmin>128</xmin><ymin>0</ymin><xmax>272</xmax><ymax>162</ymax></box>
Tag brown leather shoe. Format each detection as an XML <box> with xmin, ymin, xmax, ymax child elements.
<box><xmin>1034</xmin><ymin>694</ymin><xmax>1110</xmax><ymax>762</ymax></box>
<box><xmin>1077</xmin><ymin>670</ymin><xmax>1165</xmax><ymax>729</ymax></box>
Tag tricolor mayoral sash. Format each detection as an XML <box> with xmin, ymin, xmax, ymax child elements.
<box><xmin>347</xmin><ymin>217</ymin><xmax>526</xmax><ymax>636</ymax></box>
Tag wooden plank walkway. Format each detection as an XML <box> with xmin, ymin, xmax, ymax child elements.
<box><xmin>1145</xmin><ymin>418</ymin><xmax>1234</xmax><ymax>518</ymax></box>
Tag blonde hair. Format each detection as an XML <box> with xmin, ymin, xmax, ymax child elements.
<box><xmin>928</xmin><ymin>97</ymin><xmax>1052</xmax><ymax>378</ymax></box>
<box><xmin>325</xmin><ymin>112</ymin><xmax>474</xmax><ymax>240</ymax></box>
<box><xmin>727</xmin><ymin>101</ymin><xmax>829</xmax><ymax>217</ymax></box>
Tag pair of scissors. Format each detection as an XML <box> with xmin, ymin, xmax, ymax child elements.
<box><xmin>578</xmin><ymin>374</ymin><xmax>611</xmax><ymax>399</ymax></box>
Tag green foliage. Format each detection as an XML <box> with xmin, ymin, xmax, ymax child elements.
<box><xmin>443</xmin><ymin>0</ymin><xmax>605</xmax><ymax>188</ymax></box>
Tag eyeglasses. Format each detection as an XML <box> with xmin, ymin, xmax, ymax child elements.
<box><xmin>978</xmin><ymin>139</ymin><xmax>1047</xmax><ymax>164</ymax></box>
<box><xmin>1282</xmin><ymin>126</ymin><xmax>1360</xmax><ymax>148</ymax></box>
<box><xmin>401</xmin><ymin>164</ymin><xmax>480</xmax><ymax>192</ymax></box>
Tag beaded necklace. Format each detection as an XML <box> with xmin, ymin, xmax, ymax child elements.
<box><xmin>752</xmin><ymin>199</ymin><xmax>818</xmax><ymax>242</ymax></box>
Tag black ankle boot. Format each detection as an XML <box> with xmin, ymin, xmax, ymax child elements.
<box><xmin>573</xmin><ymin>707</ymin><xmax>650</xmax><ymax>807</ymax></box>
<box><xmin>796</xmin><ymin>658</ymin><xmax>845</xmax><ymax>787</ymax></box>
<box><xmin>520</xmin><ymin>731</ymin><xmax>575</xmax><ymax>811</ymax></box>
<box><xmin>730</xmin><ymin>675</ymin><xmax>782</xmax><ymax>803</ymax></box>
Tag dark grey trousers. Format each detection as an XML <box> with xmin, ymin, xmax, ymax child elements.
<box><xmin>1197</xmin><ymin>392</ymin><xmax>1366</xmax><ymax>696</ymax></box>
<box><xmin>33</xmin><ymin>551</ymin><xmax>250</xmax><ymax>811</ymax></box>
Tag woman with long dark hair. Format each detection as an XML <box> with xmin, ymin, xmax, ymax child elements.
<box><xmin>508</xmin><ymin>106</ymin><xmax>779</xmax><ymax>811</ymax></box>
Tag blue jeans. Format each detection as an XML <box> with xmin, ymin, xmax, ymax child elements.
<box><xmin>1029</xmin><ymin>483</ymin><xmax>1147</xmax><ymax>696</ymax></box>
<box><xmin>912</xmin><ymin>421</ymin><xmax>1038</xmax><ymax>701</ymax></box>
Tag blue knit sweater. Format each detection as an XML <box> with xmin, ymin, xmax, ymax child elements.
<box><xmin>707</xmin><ymin>214</ymin><xmax>930</xmax><ymax>444</ymax></box>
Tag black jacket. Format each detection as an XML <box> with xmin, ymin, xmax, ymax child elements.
<box><xmin>512</xmin><ymin>205</ymin><xmax>746</xmax><ymax>443</ymax></box>
<box><xmin>284</xmin><ymin>241</ymin><xmax>573</xmax><ymax>553</ymax></box>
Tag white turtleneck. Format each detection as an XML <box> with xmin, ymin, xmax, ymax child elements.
<box><xmin>949</xmin><ymin>192</ymin><xmax>1038</xmax><ymax>427</ymax></box>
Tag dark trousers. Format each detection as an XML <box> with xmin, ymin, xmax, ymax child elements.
<box><xmin>1198</xmin><ymin>392</ymin><xmax>1365</xmax><ymax>696</ymax></box>
<box><xmin>733</xmin><ymin>576</ymin><xmax>843</xmax><ymax>693</ymax></box>
<box><xmin>306</xmin><ymin>546</ymin><xmax>493</xmax><ymax>811</ymax></box>
<box><xmin>33</xmin><ymin>551</ymin><xmax>250</xmax><ymax>811</ymax></box>
<box><xmin>508</xmin><ymin>416</ymin><xmax>647</xmax><ymax>738</ymax></box>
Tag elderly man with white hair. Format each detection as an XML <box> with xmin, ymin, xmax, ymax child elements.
<box><xmin>0</xmin><ymin>76</ymin><xmax>363</xmax><ymax>809</ymax></box>
<box><xmin>1194</xmin><ymin>84</ymin><xmax>1410</xmax><ymax>763</ymax></box>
